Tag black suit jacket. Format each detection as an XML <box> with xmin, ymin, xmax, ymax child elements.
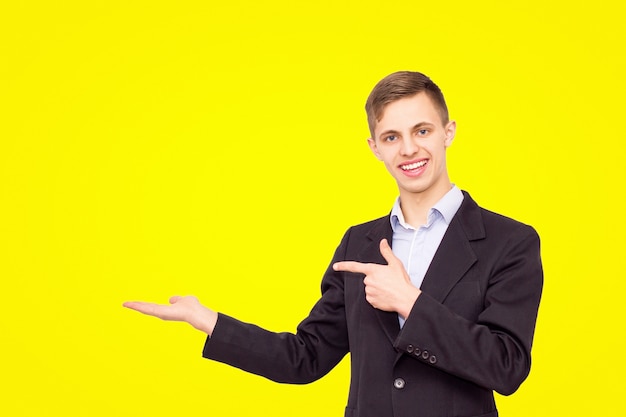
<box><xmin>203</xmin><ymin>192</ymin><xmax>543</xmax><ymax>417</ymax></box>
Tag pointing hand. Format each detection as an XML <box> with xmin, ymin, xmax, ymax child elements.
<box><xmin>333</xmin><ymin>239</ymin><xmax>420</xmax><ymax>318</ymax></box>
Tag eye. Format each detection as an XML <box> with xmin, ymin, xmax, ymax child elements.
<box><xmin>384</xmin><ymin>135</ymin><xmax>398</xmax><ymax>142</ymax></box>
<box><xmin>417</xmin><ymin>129</ymin><xmax>429</xmax><ymax>136</ymax></box>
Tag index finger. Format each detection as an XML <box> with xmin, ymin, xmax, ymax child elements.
<box><xmin>123</xmin><ymin>301</ymin><xmax>169</xmax><ymax>317</ymax></box>
<box><xmin>333</xmin><ymin>261</ymin><xmax>372</xmax><ymax>275</ymax></box>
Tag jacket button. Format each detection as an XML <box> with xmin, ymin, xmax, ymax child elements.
<box><xmin>413</xmin><ymin>347</ymin><xmax>421</xmax><ymax>356</ymax></box>
<box><xmin>393</xmin><ymin>378</ymin><xmax>406</xmax><ymax>389</ymax></box>
<box><xmin>406</xmin><ymin>344</ymin><xmax>414</xmax><ymax>353</ymax></box>
<box><xmin>429</xmin><ymin>355</ymin><xmax>437</xmax><ymax>364</ymax></box>
<box><xmin>421</xmin><ymin>350</ymin><xmax>430</xmax><ymax>360</ymax></box>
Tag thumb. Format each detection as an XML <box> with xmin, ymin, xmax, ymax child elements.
<box><xmin>169</xmin><ymin>295</ymin><xmax>182</xmax><ymax>304</ymax></box>
<box><xmin>379</xmin><ymin>239</ymin><xmax>401</xmax><ymax>267</ymax></box>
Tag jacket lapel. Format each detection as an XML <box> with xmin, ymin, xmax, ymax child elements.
<box><xmin>358</xmin><ymin>217</ymin><xmax>401</xmax><ymax>345</ymax></box>
<box><xmin>420</xmin><ymin>192</ymin><xmax>485</xmax><ymax>302</ymax></box>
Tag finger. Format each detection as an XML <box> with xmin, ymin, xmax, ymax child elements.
<box><xmin>169</xmin><ymin>295</ymin><xmax>182</xmax><ymax>304</ymax></box>
<box><xmin>379</xmin><ymin>239</ymin><xmax>401</xmax><ymax>267</ymax></box>
<box><xmin>123</xmin><ymin>301</ymin><xmax>145</xmax><ymax>310</ymax></box>
<box><xmin>333</xmin><ymin>261</ymin><xmax>371</xmax><ymax>274</ymax></box>
<box><xmin>123</xmin><ymin>301</ymin><xmax>164</xmax><ymax>316</ymax></box>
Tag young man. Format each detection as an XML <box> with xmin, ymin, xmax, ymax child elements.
<box><xmin>124</xmin><ymin>71</ymin><xmax>543</xmax><ymax>417</ymax></box>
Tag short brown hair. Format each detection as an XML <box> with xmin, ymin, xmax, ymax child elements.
<box><xmin>365</xmin><ymin>71</ymin><xmax>449</xmax><ymax>136</ymax></box>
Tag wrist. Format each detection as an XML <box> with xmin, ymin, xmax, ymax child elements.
<box><xmin>399</xmin><ymin>288</ymin><xmax>421</xmax><ymax>319</ymax></box>
<box><xmin>191</xmin><ymin>306</ymin><xmax>218</xmax><ymax>336</ymax></box>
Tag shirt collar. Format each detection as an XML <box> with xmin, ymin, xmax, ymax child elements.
<box><xmin>390</xmin><ymin>185</ymin><xmax>464</xmax><ymax>231</ymax></box>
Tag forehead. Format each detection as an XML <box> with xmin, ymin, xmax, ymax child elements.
<box><xmin>375</xmin><ymin>93</ymin><xmax>443</xmax><ymax>134</ymax></box>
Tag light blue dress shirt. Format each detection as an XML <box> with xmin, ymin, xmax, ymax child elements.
<box><xmin>390</xmin><ymin>185</ymin><xmax>464</xmax><ymax>327</ymax></box>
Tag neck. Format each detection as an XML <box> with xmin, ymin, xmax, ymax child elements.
<box><xmin>399</xmin><ymin>182</ymin><xmax>453</xmax><ymax>227</ymax></box>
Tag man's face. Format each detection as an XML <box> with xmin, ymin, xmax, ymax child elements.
<box><xmin>368</xmin><ymin>93</ymin><xmax>456</xmax><ymax>201</ymax></box>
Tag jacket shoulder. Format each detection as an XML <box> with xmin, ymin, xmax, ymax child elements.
<box><xmin>344</xmin><ymin>215</ymin><xmax>390</xmax><ymax>240</ymax></box>
<box><xmin>478</xmin><ymin>207</ymin><xmax>538</xmax><ymax>238</ymax></box>
<box><xmin>460</xmin><ymin>191</ymin><xmax>539</xmax><ymax>240</ymax></box>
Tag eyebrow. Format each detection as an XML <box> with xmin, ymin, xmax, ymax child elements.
<box><xmin>377</xmin><ymin>122</ymin><xmax>435</xmax><ymax>140</ymax></box>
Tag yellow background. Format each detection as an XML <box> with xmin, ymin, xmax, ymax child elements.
<box><xmin>1</xmin><ymin>1</ymin><xmax>624</xmax><ymax>415</ymax></box>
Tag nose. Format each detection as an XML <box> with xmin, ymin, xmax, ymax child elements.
<box><xmin>400</xmin><ymin>137</ymin><xmax>418</xmax><ymax>156</ymax></box>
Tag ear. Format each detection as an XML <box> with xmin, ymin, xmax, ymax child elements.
<box><xmin>367</xmin><ymin>137</ymin><xmax>383</xmax><ymax>161</ymax></box>
<box><xmin>444</xmin><ymin>120</ymin><xmax>456</xmax><ymax>148</ymax></box>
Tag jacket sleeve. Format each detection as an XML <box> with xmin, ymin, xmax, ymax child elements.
<box><xmin>201</xmin><ymin>229</ymin><xmax>352</xmax><ymax>384</ymax></box>
<box><xmin>394</xmin><ymin>225</ymin><xmax>543</xmax><ymax>395</ymax></box>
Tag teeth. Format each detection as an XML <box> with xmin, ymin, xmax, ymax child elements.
<box><xmin>401</xmin><ymin>160</ymin><xmax>427</xmax><ymax>171</ymax></box>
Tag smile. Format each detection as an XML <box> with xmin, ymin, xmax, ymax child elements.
<box><xmin>400</xmin><ymin>160</ymin><xmax>427</xmax><ymax>171</ymax></box>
